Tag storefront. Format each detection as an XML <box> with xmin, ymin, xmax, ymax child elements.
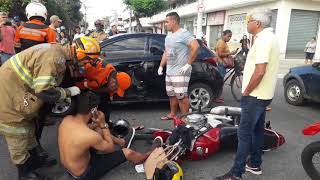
<box><xmin>286</xmin><ymin>10</ymin><xmax>320</xmax><ymax>59</ymax></box>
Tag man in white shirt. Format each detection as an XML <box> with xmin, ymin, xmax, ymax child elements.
<box><xmin>215</xmin><ymin>8</ymin><xmax>280</xmax><ymax>180</ymax></box>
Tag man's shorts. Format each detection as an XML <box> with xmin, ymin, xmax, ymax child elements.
<box><xmin>4</xmin><ymin>134</ymin><xmax>37</xmax><ymax>164</ymax></box>
<box><xmin>166</xmin><ymin>75</ymin><xmax>190</xmax><ymax>100</ymax></box>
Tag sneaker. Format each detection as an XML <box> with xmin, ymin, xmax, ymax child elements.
<box><xmin>215</xmin><ymin>171</ymin><xmax>242</xmax><ymax>180</ymax></box>
<box><xmin>150</xmin><ymin>136</ymin><xmax>163</xmax><ymax>151</ymax></box>
<box><xmin>124</xmin><ymin>127</ymin><xmax>135</xmax><ymax>148</ymax></box>
<box><xmin>245</xmin><ymin>162</ymin><xmax>262</xmax><ymax>175</ymax></box>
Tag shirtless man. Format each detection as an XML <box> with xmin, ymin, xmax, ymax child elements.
<box><xmin>58</xmin><ymin>92</ymin><xmax>153</xmax><ymax>179</ymax></box>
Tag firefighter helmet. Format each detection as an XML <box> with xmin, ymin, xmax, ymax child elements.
<box><xmin>74</xmin><ymin>36</ymin><xmax>101</xmax><ymax>62</ymax></box>
<box><xmin>26</xmin><ymin>2</ymin><xmax>48</xmax><ymax>21</ymax></box>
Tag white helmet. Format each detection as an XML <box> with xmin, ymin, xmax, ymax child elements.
<box><xmin>26</xmin><ymin>2</ymin><xmax>48</xmax><ymax>21</ymax></box>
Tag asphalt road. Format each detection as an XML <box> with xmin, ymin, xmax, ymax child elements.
<box><xmin>0</xmin><ymin>79</ymin><xmax>319</xmax><ymax>180</ymax></box>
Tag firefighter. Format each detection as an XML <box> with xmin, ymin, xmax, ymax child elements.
<box><xmin>14</xmin><ymin>1</ymin><xmax>56</xmax><ymax>53</ymax></box>
<box><xmin>0</xmin><ymin>36</ymin><xmax>100</xmax><ymax>180</ymax></box>
<box><xmin>89</xmin><ymin>19</ymin><xmax>108</xmax><ymax>42</ymax></box>
<box><xmin>74</xmin><ymin>54</ymin><xmax>132</xmax><ymax>122</ymax></box>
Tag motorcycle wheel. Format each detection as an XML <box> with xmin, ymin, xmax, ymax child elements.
<box><xmin>301</xmin><ymin>141</ymin><xmax>320</xmax><ymax>180</ymax></box>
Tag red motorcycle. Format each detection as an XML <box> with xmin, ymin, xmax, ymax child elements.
<box><xmin>301</xmin><ymin>122</ymin><xmax>320</xmax><ymax>180</ymax></box>
<box><xmin>135</xmin><ymin>106</ymin><xmax>285</xmax><ymax>161</ymax></box>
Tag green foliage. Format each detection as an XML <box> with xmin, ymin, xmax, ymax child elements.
<box><xmin>123</xmin><ymin>0</ymin><xmax>167</xmax><ymax>17</ymax></box>
<box><xmin>0</xmin><ymin>0</ymin><xmax>83</xmax><ymax>29</ymax></box>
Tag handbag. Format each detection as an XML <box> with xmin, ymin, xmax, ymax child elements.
<box><xmin>221</xmin><ymin>56</ymin><xmax>235</xmax><ymax>68</ymax></box>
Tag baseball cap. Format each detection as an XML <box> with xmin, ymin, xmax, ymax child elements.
<box><xmin>50</xmin><ymin>15</ymin><xmax>62</xmax><ymax>23</ymax></box>
<box><xmin>116</xmin><ymin>72</ymin><xmax>132</xmax><ymax>97</ymax></box>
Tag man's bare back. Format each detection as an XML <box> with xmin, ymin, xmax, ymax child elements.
<box><xmin>58</xmin><ymin>115</ymin><xmax>101</xmax><ymax>176</ymax></box>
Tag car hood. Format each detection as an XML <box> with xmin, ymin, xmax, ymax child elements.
<box><xmin>289</xmin><ymin>65</ymin><xmax>313</xmax><ymax>74</ymax></box>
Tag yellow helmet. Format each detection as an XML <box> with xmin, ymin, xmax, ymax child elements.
<box><xmin>153</xmin><ymin>161</ymin><xmax>183</xmax><ymax>180</ymax></box>
<box><xmin>73</xmin><ymin>36</ymin><xmax>101</xmax><ymax>62</ymax></box>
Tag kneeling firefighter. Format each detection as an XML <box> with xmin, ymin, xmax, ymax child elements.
<box><xmin>73</xmin><ymin>37</ymin><xmax>132</xmax><ymax>122</ymax></box>
<box><xmin>0</xmin><ymin>37</ymin><xmax>100</xmax><ymax>179</ymax></box>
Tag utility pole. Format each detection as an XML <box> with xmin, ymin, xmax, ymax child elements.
<box><xmin>196</xmin><ymin>0</ymin><xmax>204</xmax><ymax>39</ymax></box>
<box><xmin>129</xmin><ymin>8</ymin><xmax>133</xmax><ymax>33</ymax></box>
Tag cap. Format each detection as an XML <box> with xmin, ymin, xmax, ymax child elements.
<box><xmin>50</xmin><ymin>15</ymin><xmax>62</xmax><ymax>23</ymax></box>
<box><xmin>0</xmin><ymin>12</ymin><xmax>8</xmax><ymax>16</ymax></box>
<box><xmin>116</xmin><ymin>72</ymin><xmax>131</xmax><ymax>97</ymax></box>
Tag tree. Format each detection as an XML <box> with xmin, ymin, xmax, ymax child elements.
<box><xmin>0</xmin><ymin>0</ymin><xmax>83</xmax><ymax>32</ymax></box>
<box><xmin>123</xmin><ymin>0</ymin><xmax>167</xmax><ymax>32</ymax></box>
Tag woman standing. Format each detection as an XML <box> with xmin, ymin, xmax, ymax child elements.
<box><xmin>305</xmin><ymin>37</ymin><xmax>317</xmax><ymax>64</ymax></box>
<box><xmin>239</xmin><ymin>35</ymin><xmax>250</xmax><ymax>56</ymax></box>
<box><xmin>60</xmin><ymin>31</ymin><xmax>70</xmax><ymax>45</ymax></box>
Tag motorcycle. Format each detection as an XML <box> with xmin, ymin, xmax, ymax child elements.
<box><xmin>135</xmin><ymin>106</ymin><xmax>285</xmax><ymax>161</ymax></box>
<box><xmin>301</xmin><ymin>121</ymin><xmax>320</xmax><ymax>180</ymax></box>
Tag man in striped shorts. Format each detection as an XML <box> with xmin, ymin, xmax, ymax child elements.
<box><xmin>158</xmin><ymin>12</ymin><xmax>199</xmax><ymax>120</ymax></box>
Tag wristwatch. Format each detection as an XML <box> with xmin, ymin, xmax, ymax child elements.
<box><xmin>100</xmin><ymin>123</ymin><xmax>109</xmax><ymax>129</ymax></box>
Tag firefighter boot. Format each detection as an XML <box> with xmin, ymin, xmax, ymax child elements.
<box><xmin>29</xmin><ymin>146</ymin><xmax>57</xmax><ymax>167</ymax></box>
<box><xmin>16</xmin><ymin>157</ymin><xmax>52</xmax><ymax>180</ymax></box>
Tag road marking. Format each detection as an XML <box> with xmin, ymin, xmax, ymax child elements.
<box><xmin>278</xmin><ymin>74</ymin><xmax>285</xmax><ymax>79</ymax></box>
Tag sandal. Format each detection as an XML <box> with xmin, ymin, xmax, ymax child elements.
<box><xmin>160</xmin><ymin>115</ymin><xmax>175</xmax><ymax>121</ymax></box>
<box><xmin>214</xmin><ymin>97</ymin><xmax>224</xmax><ymax>103</ymax></box>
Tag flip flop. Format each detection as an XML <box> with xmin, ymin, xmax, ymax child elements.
<box><xmin>214</xmin><ymin>98</ymin><xmax>224</xmax><ymax>103</ymax></box>
<box><xmin>133</xmin><ymin>125</ymin><xmax>145</xmax><ymax>131</ymax></box>
<box><xmin>160</xmin><ymin>115</ymin><xmax>175</xmax><ymax>121</ymax></box>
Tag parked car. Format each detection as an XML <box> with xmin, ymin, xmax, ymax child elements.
<box><xmin>100</xmin><ymin>33</ymin><xmax>223</xmax><ymax>110</ymax></box>
<box><xmin>283</xmin><ymin>62</ymin><xmax>320</xmax><ymax>105</ymax></box>
<box><xmin>51</xmin><ymin>33</ymin><xmax>223</xmax><ymax>117</ymax></box>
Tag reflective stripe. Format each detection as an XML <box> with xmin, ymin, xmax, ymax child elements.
<box><xmin>0</xmin><ymin>123</ymin><xmax>31</xmax><ymax>135</ymax></box>
<box><xmin>10</xmin><ymin>56</ymin><xmax>33</xmax><ymax>87</ymax></box>
<box><xmin>33</xmin><ymin>76</ymin><xmax>57</xmax><ymax>88</ymax></box>
<box><xmin>10</xmin><ymin>55</ymin><xmax>56</xmax><ymax>89</ymax></box>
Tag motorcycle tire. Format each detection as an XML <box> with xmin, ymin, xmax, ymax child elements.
<box><xmin>301</xmin><ymin>141</ymin><xmax>320</xmax><ymax>180</ymax></box>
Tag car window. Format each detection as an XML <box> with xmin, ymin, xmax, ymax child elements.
<box><xmin>148</xmin><ymin>36</ymin><xmax>165</xmax><ymax>56</ymax></box>
<box><xmin>102</xmin><ymin>37</ymin><xmax>147</xmax><ymax>60</ymax></box>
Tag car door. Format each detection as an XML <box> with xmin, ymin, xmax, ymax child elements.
<box><xmin>101</xmin><ymin>36</ymin><xmax>148</xmax><ymax>99</ymax></box>
<box><xmin>309</xmin><ymin>63</ymin><xmax>320</xmax><ymax>101</ymax></box>
<box><xmin>143</xmin><ymin>35</ymin><xmax>167</xmax><ymax>98</ymax></box>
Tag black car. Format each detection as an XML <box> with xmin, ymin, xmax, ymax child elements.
<box><xmin>100</xmin><ymin>33</ymin><xmax>223</xmax><ymax>109</ymax></box>
<box><xmin>283</xmin><ymin>62</ymin><xmax>320</xmax><ymax>105</ymax></box>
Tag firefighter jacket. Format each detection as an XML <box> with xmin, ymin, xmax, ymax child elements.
<box><xmin>0</xmin><ymin>43</ymin><xmax>69</xmax><ymax>136</ymax></box>
<box><xmin>89</xmin><ymin>30</ymin><xmax>108</xmax><ymax>42</ymax></box>
<box><xmin>75</xmin><ymin>61</ymin><xmax>116</xmax><ymax>90</ymax></box>
<box><xmin>15</xmin><ymin>19</ymin><xmax>56</xmax><ymax>52</ymax></box>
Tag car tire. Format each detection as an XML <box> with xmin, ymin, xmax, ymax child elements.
<box><xmin>49</xmin><ymin>97</ymin><xmax>76</xmax><ymax>117</ymax></box>
<box><xmin>285</xmin><ymin>79</ymin><xmax>305</xmax><ymax>106</ymax></box>
<box><xmin>188</xmin><ymin>83</ymin><xmax>213</xmax><ymax>110</ymax></box>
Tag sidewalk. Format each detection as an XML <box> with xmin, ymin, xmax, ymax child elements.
<box><xmin>278</xmin><ymin>58</ymin><xmax>319</xmax><ymax>77</ymax></box>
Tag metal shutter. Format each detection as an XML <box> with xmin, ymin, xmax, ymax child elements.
<box><xmin>286</xmin><ymin>10</ymin><xmax>320</xmax><ymax>59</ymax></box>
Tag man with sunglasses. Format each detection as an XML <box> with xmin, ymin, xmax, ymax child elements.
<box><xmin>215</xmin><ymin>8</ymin><xmax>279</xmax><ymax>180</ymax></box>
<box><xmin>89</xmin><ymin>19</ymin><xmax>108</xmax><ymax>42</ymax></box>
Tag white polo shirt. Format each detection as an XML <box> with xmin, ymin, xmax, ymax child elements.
<box><xmin>242</xmin><ymin>27</ymin><xmax>280</xmax><ymax>100</ymax></box>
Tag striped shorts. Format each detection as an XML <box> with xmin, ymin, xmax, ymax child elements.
<box><xmin>166</xmin><ymin>75</ymin><xmax>190</xmax><ymax>99</ymax></box>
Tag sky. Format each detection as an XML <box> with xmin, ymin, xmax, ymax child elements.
<box><xmin>80</xmin><ymin>0</ymin><xmax>126</xmax><ymax>29</ymax></box>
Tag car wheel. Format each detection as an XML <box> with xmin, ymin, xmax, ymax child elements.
<box><xmin>50</xmin><ymin>97</ymin><xmax>76</xmax><ymax>117</ymax></box>
<box><xmin>189</xmin><ymin>83</ymin><xmax>213</xmax><ymax>110</ymax></box>
<box><xmin>285</xmin><ymin>79</ymin><xmax>305</xmax><ymax>106</ymax></box>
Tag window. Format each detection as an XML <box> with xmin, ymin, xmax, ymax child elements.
<box><xmin>148</xmin><ymin>36</ymin><xmax>165</xmax><ymax>56</ymax></box>
<box><xmin>102</xmin><ymin>37</ymin><xmax>147</xmax><ymax>60</ymax></box>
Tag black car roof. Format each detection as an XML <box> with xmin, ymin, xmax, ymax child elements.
<box><xmin>100</xmin><ymin>33</ymin><xmax>166</xmax><ymax>47</ymax></box>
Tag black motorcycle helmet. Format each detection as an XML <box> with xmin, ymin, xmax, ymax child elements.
<box><xmin>111</xmin><ymin>119</ymin><xmax>130</xmax><ymax>138</ymax></box>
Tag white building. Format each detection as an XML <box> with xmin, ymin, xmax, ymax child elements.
<box><xmin>148</xmin><ymin>0</ymin><xmax>320</xmax><ymax>60</ymax></box>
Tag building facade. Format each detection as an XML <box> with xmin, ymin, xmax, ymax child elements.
<box><xmin>148</xmin><ymin>0</ymin><xmax>320</xmax><ymax>60</ymax></box>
